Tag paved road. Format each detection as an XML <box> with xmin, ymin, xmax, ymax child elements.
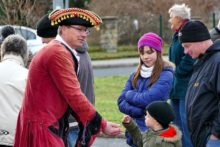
<box><xmin>93</xmin><ymin>66</ymin><xmax>136</xmax><ymax>77</ymax></box>
<box><xmin>92</xmin><ymin>56</ymin><xmax>169</xmax><ymax>77</ymax></box>
<box><xmin>92</xmin><ymin>137</ymin><xmax>129</xmax><ymax>147</ymax></box>
<box><xmin>92</xmin><ymin>58</ymin><xmax>139</xmax><ymax>69</ymax></box>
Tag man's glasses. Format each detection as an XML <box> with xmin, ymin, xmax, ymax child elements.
<box><xmin>68</xmin><ymin>26</ymin><xmax>90</xmax><ymax>35</ymax></box>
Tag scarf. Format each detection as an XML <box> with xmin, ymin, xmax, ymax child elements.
<box><xmin>140</xmin><ymin>65</ymin><xmax>153</xmax><ymax>78</ymax></box>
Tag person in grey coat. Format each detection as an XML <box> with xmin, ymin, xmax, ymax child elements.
<box><xmin>67</xmin><ymin>41</ymin><xmax>95</xmax><ymax>147</ymax></box>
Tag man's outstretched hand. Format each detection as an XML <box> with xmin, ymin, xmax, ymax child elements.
<box><xmin>103</xmin><ymin>121</ymin><xmax>122</xmax><ymax>136</ymax></box>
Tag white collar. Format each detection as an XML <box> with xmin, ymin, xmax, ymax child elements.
<box><xmin>55</xmin><ymin>35</ymin><xmax>80</xmax><ymax>62</ymax></box>
<box><xmin>2</xmin><ymin>54</ymin><xmax>25</xmax><ymax>67</ymax></box>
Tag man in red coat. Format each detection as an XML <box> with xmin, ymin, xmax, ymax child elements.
<box><xmin>14</xmin><ymin>8</ymin><xmax>121</xmax><ymax>147</ymax></box>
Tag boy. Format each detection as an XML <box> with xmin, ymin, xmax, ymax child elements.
<box><xmin>122</xmin><ymin>101</ymin><xmax>182</xmax><ymax>147</ymax></box>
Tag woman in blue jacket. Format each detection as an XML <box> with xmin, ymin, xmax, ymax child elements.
<box><xmin>118</xmin><ymin>32</ymin><xmax>174</xmax><ymax>147</ymax></box>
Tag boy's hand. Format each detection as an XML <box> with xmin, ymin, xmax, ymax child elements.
<box><xmin>122</xmin><ymin>115</ymin><xmax>131</xmax><ymax>123</ymax></box>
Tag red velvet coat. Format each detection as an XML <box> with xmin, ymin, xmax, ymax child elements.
<box><xmin>14</xmin><ymin>40</ymin><xmax>106</xmax><ymax>147</ymax></box>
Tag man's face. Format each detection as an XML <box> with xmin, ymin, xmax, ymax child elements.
<box><xmin>182</xmin><ymin>42</ymin><xmax>201</xmax><ymax>58</ymax></box>
<box><xmin>61</xmin><ymin>25</ymin><xmax>88</xmax><ymax>49</ymax></box>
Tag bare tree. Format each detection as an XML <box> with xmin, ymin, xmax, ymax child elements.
<box><xmin>0</xmin><ymin>0</ymin><xmax>36</xmax><ymax>25</ymax></box>
<box><xmin>0</xmin><ymin>0</ymin><xmax>52</xmax><ymax>28</ymax></box>
<box><xmin>88</xmin><ymin>0</ymin><xmax>220</xmax><ymax>44</ymax></box>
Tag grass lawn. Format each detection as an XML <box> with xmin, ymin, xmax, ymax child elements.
<box><xmin>89</xmin><ymin>44</ymin><xmax>169</xmax><ymax>60</ymax></box>
<box><xmin>94</xmin><ymin>75</ymin><xmax>129</xmax><ymax>125</ymax></box>
<box><xmin>94</xmin><ymin>75</ymin><xmax>171</xmax><ymax>133</ymax></box>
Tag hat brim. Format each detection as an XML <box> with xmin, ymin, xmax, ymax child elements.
<box><xmin>59</xmin><ymin>17</ymin><xmax>93</xmax><ymax>27</ymax></box>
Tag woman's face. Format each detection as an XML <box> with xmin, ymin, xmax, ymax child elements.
<box><xmin>139</xmin><ymin>46</ymin><xmax>157</xmax><ymax>67</ymax></box>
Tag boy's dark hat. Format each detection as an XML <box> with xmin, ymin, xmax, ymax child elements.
<box><xmin>36</xmin><ymin>14</ymin><xmax>58</xmax><ymax>38</ymax></box>
<box><xmin>146</xmin><ymin>101</ymin><xmax>175</xmax><ymax>128</ymax></box>
<box><xmin>49</xmin><ymin>8</ymin><xmax>102</xmax><ymax>30</ymax></box>
<box><xmin>179</xmin><ymin>20</ymin><xmax>211</xmax><ymax>43</ymax></box>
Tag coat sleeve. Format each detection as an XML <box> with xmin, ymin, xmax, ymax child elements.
<box><xmin>118</xmin><ymin>73</ymin><xmax>145</xmax><ymax>117</ymax></box>
<box><xmin>123</xmin><ymin>119</ymin><xmax>143</xmax><ymax>147</ymax></box>
<box><xmin>175</xmin><ymin>54</ymin><xmax>195</xmax><ymax>78</ymax></box>
<box><xmin>118</xmin><ymin>98</ymin><xmax>145</xmax><ymax>117</ymax></box>
<box><xmin>124</xmin><ymin>70</ymin><xmax>173</xmax><ymax>108</ymax></box>
<box><xmin>211</xmin><ymin>62</ymin><xmax>220</xmax><ymax>138</ymax></box>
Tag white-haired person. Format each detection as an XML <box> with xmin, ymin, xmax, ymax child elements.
<box><xmin>0</xmin><ymin>35</ymin><xmax>28</xmax><ymax>147</ymax></box>
<box><xmin>168</xmin><ymin>3</ymin><xmax>195</xmax><ymax>147</ymax></box>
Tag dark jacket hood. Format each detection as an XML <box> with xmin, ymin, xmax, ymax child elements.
<box><xmin>197</xmin><ymin>39</ymin><xmax>220</xmax><ymax>61</ymax></box>
<box><xmin>207</xmin><ymin>39</ymin><xmax>220</xmax><ymax>53</ymax></box>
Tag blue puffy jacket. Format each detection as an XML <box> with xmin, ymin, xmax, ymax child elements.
<box><xmin>118</xmin><ymin>61</ymin><xmax>174</xmax><ymax>146</ymax></box>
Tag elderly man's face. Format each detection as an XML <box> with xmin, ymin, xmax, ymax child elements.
<box><xmin>169</xmin><ymin>13</ymin><xmax>182</xmax><ymax>31</ymax></box>
<box><xmin>182</xmin><ymin>42</ymin><xmax>201</xmax><ymax>58</ymax></box>
<box><xmin>61</xmin><ymin>25</ymin><xmax>87</xmax><ymax>49</ymax></box>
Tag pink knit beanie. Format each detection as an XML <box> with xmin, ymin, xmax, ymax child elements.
<box><xmin>137</xmin><ymin>32</ymin><xmax>163</xmax><ymax>52</ymax></box>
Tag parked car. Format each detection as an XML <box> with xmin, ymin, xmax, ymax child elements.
<box><xmin>0</xmin><ymin>25</ymin><xmax>44</xmax><ymax>53</ymax></box>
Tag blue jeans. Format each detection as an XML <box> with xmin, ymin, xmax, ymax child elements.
<box><xmin>67</xmin><ymin>126</ymin><xmax>79</xmax><ymax>147</ymax></box>
<box><xmin>206</xmin><ymin>138</ymin><xmax>220</xmax><ymax>147</ymax></box>
<box><xmin>171</xmin><ymin>99</ymin><xmax>193</xmax><ymax>147</ymax></box>
<box><xmin>125</xmin><ymin>130</ymin><xmax>137</xmax><ymax>147</ymax></box>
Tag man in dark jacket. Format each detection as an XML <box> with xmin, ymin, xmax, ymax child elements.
<box><xmin>179</xmin><ymin>20</ymin><xmax>220</xmax><ymax>147</ymax></box>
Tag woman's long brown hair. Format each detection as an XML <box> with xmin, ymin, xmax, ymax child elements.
<box><xmin>132</xmin><ymin>47</ymin><xmax>164</xmax><ymax>88</ymax></box>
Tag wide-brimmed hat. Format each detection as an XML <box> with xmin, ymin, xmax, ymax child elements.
<box><xmin>49</xmin><ymin>8</ymin><xmax>102</xmax><ymax>29</ymax></box>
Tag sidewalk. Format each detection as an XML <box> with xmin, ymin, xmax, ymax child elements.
<box><xmin>92</xmin><ymin>56</ymin><xmax>169</xmax><ymax>69</ymax></box>
<box><xmin>92</xmin><ymin>137</ymin><xmax>129</xmax><ymax>147</ymax></box>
